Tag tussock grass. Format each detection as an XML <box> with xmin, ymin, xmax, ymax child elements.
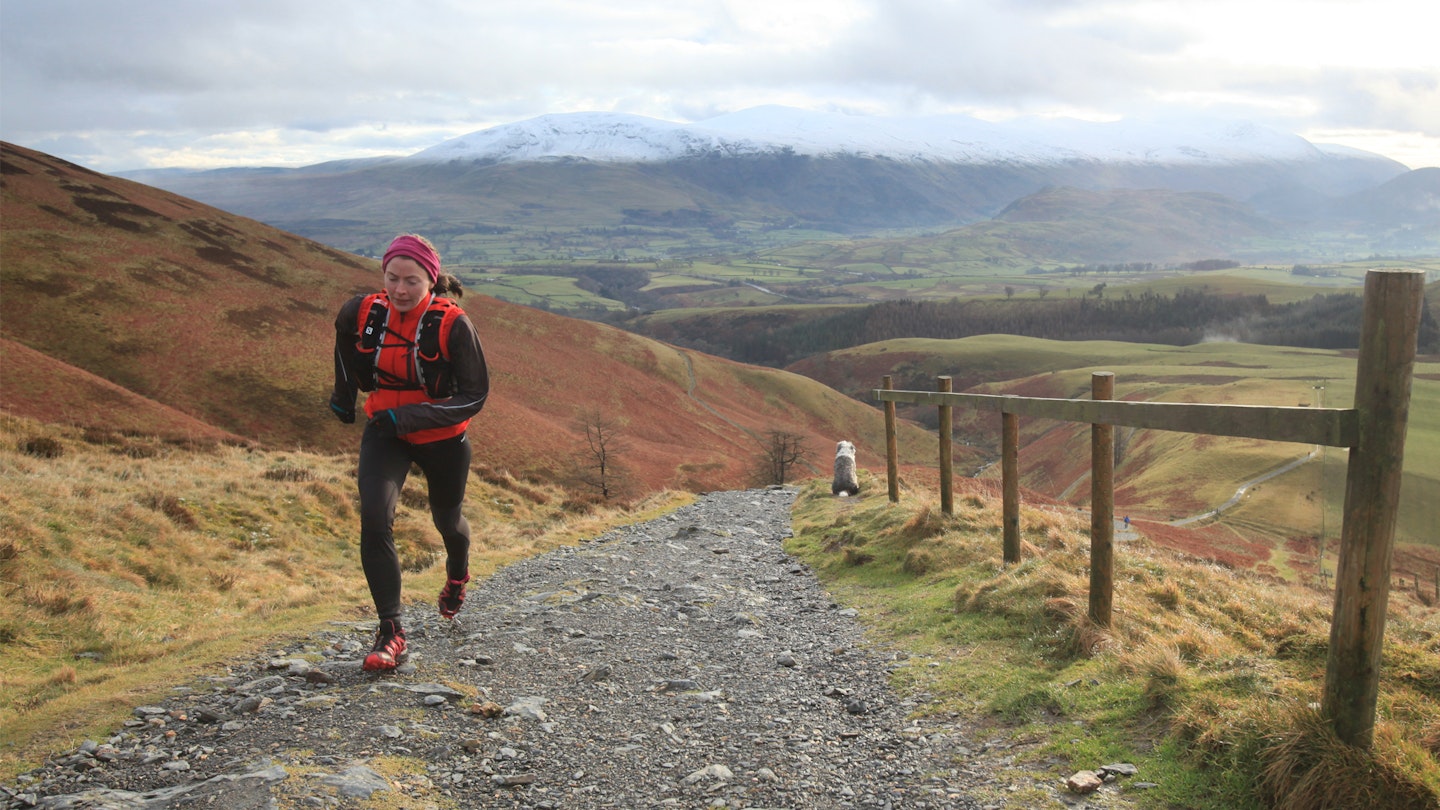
<box><xmin>0</xmin><ymin>414</ymin><xmax>691</xmax><ymax>780</ymax></box>
<box><xmin>787</xmin><ymin>476</ymin><xmax>1440</xmax><ymax>809</ymax></box>
<box><xmin>1257</xmin><ymin>709</ymin><xmax>1439</xmax><ymax>810</ymax></box>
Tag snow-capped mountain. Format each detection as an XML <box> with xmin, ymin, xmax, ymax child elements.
<box><xmin>114</xmin><ymin>105</ymin><xmax>1428</xmax><ymax>261</ymax></box>
<box><xmin>408</xmin><ymin>106</ymin><xmax>1349</xmax><ymax>167</ymax></box>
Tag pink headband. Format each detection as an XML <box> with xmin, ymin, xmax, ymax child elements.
<box><xmin>382</xmin><ymin>235</ymin><xmax>441</xmax><ymax>284</ymax></box>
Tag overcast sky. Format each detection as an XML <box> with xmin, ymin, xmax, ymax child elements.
<box><xmin>2</xmin><ymin>0</ymin><xmax>1437</xmax><ymax>173</ymax></box>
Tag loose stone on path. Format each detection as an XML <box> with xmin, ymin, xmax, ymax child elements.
<box><xmin>7</xmin><ymin>488</ymin><xmax>1001</xmax><ymax>809</ymax></box>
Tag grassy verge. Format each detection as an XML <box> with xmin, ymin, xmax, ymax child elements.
<box><xmin>785</xmin><ymin>474</ymin><xmax>1440</xmax><ymax>809</ymax></box>
<box><xmin>0</xmin><ymin>414</ymin><xmax>691</xmax><ymax>781</ymax></box>
<box><xmin>6</xmin><ymin>407</ymin><xmax>1436</xmax><ymax>807</ymax></box>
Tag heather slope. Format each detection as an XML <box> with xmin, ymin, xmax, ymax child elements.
<box><xmin>0</xmin><ymin>142</ymin><xmax>930</xmax><ymax>492</ymax></box>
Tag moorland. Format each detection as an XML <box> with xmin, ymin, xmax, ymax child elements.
<box><xmin>2</xmin><ymin>138</ymin><xmax>1438</xmax><ymax>807</ymax></box>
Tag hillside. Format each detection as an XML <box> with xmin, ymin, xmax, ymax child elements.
<box><xmin>983</xmin><ymin>186</ymin><xmax>1277</xmax><ymax>262</ymax></box>
<box><xmin>619</xmin><ymin>281</ymin><xmax>1440</xmax><ymax>369</ymax></box>
<box><xmin>787</xmin><ymin>334</ymin><xmax>1440</xmax><ymax>572</ymax></box>
<box><xmin>0</xmin><ymin>338</ymin><xmax>247</xmax><ymax>446</ymax></box>
<box><xmin>0</xmin><ymin>142</ymin><xmax>938</xmax><ymax>493</ymax></box>
<box><xmin>5</xmin><ymin>420</ymin><xmax>1434</xmax><ymax>807</ymax></box>
<box><xmin>4</xmin><ymin>139</ymin><xmax>1437</xmax><ymax>808</ymax></box>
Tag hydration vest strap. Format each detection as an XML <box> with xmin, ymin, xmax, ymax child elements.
<box><xmin>359</xmin><ymin>296</ymin><xmax>389</xmax><ymax>352</ymax></box>
<box><xmin>417</xmin><ymin>305</ymin><xmax>461</xmax><ymax>362</ymax></box>
<box><xmin>355</xmin><ymin>293</ymin><xmax>459</xmax><ymax>397</ymax></box>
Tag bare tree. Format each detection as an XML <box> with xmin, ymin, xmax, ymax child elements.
<box><xmin>1114</xmin><ymin>426</ymin><xmax>1138</xmax><ymax>466</ymax></box>
<box><xmin>752</xmin><ymin>429</ymin><xmax>808</xmax><ymax>486</ymax></box>
<box><xmin>572</xmin><ymin>408</ymin><xmax>629</xmax><ymax>500</ymax></box>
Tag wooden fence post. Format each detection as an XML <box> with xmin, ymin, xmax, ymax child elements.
<box><xmin>1089</xmin><ymin>372</ymin><xmax>1115</xmax><ymax>628</ymax></box>
<box><xmin>938</xmin><ymin>376</ymin><xmax>954</xmax><ymax>515</ymax></box>
<box><xmin>883</xmin><ymin>376</ymin><xmax>899</xmax><ymax>504</ymax></box>
<box><xmin>1002</xmin><ymin>405</ymin><xmax>1021</xmax><ymax>564</ymax></box>
<box><xmin>1322</xmin><ymin>269</ymin><xmax>1424</xmax><ymax>749</ymax></box>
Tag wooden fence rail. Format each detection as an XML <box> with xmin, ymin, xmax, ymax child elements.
<box><xmin>872</xmin><ymin>268</ymin><xmax>1423</xmax><ymax>750</ymax></box>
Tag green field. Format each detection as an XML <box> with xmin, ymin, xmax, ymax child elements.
<box><xmin>459</xmin><ymin>272</ymin><xmax>628</xmax><ymax>311</ymax></box>
<box><xmin>443</xmin><ymin>238</ymin><xmax>1438</xmax><ymax>565</ymax></box>
<box><xmin>452</xmin><ymin>231</ymin><xmax>1440</xmax><ymax>313</ymax></box>
<box><xmin>642</xmin><ymin>272</ymin><xmax>721</xmax><ymax>291</ymax></box>
<box><xmin>450</xmin><ymin>255</ymin><xmax>1438</xmax><ymax>566</ymax></box>
<box><xmin>858</xmin><ymin>334</ymin><xmax>1439</xmax><ymax>559</ymax></box>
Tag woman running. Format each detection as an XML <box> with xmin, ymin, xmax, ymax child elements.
<box><xmin>329</xmin><ymin>234</ymin><xmax>490</xmax><ymax>671</ymax></box>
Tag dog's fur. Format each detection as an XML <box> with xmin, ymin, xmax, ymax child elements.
<box><xmin>831</xmin><ymin>440</ymin><xmax>860</xmax><ymax>496</ymax></box>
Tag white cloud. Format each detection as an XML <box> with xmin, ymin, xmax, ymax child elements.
<box><xmin>1</xmin><ymin>0</ymin><xmax>1436</xmax><ymax>171</ymax></box>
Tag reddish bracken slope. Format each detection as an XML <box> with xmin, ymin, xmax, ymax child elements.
<box><xmin>1</xmin><ymin>142</ymin><xmax>925</xmax><ymax>492</ymax></box>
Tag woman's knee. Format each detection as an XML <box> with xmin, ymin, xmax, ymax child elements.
<box><xmin>430</xmin><ymin>503</ymin><xmax>469</xmax><ymax>537</ymax></box>
<box><xmin>357</xmin><ymin>476</ymin><xmax>400</xmax><ymax>526</ymax></box>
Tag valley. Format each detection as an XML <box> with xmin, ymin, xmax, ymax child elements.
<box><xmin>461</xmin><ymin>248</ymin><xmax>1440</xmax><ymax>576</ymax></box>
<box><xmin>5</xmin><ymin>138</ymin><xmax>1439</xmax><ymax>582</ymax></box>
<box><xmin>4</xmin><ymin>126</ymin><xmax>1440</xmax><ymax>808</ymax></box>
<box><xmin>817</xmin><ymin>335</ymin><xmax>1440</xmax><ymax>579</ymax></box>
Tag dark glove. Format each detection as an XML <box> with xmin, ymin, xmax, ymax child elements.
<box><xmin>329</xmin><ymin>395</ymin><xmax>355</xmax><ymax>424</ymax></box>
<box><xmin>367</xmin><ymin>409</ymin><xmax>398</xmax><ymax>437</ymax></box>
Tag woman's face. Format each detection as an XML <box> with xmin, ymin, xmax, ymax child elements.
<box><xmin>383</xmin><ymin>256</ymin><xmax>433</xmax><ymax>313</ymax></box>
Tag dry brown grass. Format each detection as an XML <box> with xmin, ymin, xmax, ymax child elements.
<box><xmin>1260</xmin><ymin>709</ymin><xmax>1440</xmax><ymax>810</ymax></box>
<box><xmin>787</xmin><ymin>481</ymin><xmax>1440</xmax><ymax>809</ymax></box>
<box><xmin>1122</xmin><ymin>640</ymin><xmax>1193</xmax><ymax>710</ymax></box>
<box><xmin>0</xmin><ymin>413</ymin><xmax>691</xmax><ymax>781</ymax></box>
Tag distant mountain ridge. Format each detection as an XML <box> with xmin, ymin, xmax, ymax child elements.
<box><xmin>407</xmin><ymin>106</ymin><xmax>1370</xmax><ymax>168</ymax></box>
<box><xmin>109</xmin><ymin>106</ymin><xmax>1432</xmax><ymax>262</ymax></box>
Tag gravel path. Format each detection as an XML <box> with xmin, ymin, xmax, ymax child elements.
<box><xmin>6</xmin><ymin>488</ymin><xmax>994</xmax><ymax>809</ymax></box>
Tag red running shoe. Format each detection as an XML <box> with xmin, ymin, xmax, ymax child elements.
<box><xmin>438</xmin><ymin>574</ymin><xmax>471</xmax><ymax>618</ymax></box>
<box><xmin>362</xmin><ymin>619</ymin><xmax>406</xmax><ymax>671</ymax></box>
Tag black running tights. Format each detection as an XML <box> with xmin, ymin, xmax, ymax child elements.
<box><xmin>356</xmin><ymin>424</ymin><xmax>472</xmax><ymax>622</ymax></box>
